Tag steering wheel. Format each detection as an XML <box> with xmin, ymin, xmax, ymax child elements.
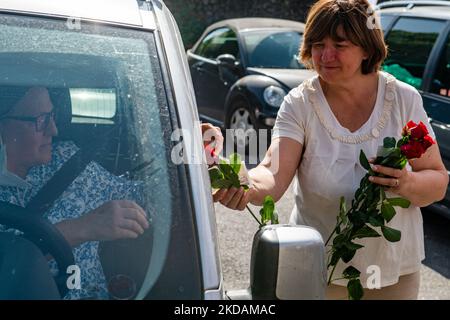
<box><xmin>0</xmin><ymin>201</ymin><xmax>75</xmax><ymax>297</ymax></box>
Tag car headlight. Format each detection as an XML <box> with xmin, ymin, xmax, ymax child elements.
<box><xmin>263</xmin><ymin>86</ymin><xmax>286</xmax><ymax>108</ymax></box>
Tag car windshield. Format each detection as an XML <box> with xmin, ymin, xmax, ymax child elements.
<box><xmin>242</xmin><ymin>29</ymin><xmax>304</xmax><ymax>69</ymax></box>
<box><xmin>0</xmin><ymin>13</ymin><xmax>201</xmax><ymax>300</ymax></box>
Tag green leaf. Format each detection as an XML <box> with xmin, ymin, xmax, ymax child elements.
<box><xmin>329</xmin><ymin>250</ymin><xmax>341</xmax><ymax>267</ymax></box>
<box><xmin>387</xmin><ymin>197</ymin><xmax>411</xmax><ymax>208</ymax></box>
<box><xmin>232</xmin><ymin>178</ymin><xmax>241</xmax><ymax>188</ymax></box>
<box><xmin>381</xmin><ymin>226</ymin><xmax>401</xmax><ymax>242</ymax></box>
<box><xmin>208</xmin><ymin>167</ymin><xmax>224</xmax><ymax>182</ymax></box>
<box><xmin>209</xmin><ymin>166</ymin><xmax>235</xmax><ymax>189</ymax></box>
<box><xmin>229</xmin><ymin>153</ymin><xmax>241</xmax><ymax>175</ymax></box>
<box><xmin>355</xmin><ymin>187</ymin><xmax>363</xmax><ymax>202</ymax></box>
<box><xmin>397</xmin><ymin>136</ymin><xmax>409</xmax><ymax>148</ymax></box>
<box><xmin>398</xmin><ymin>158</ymin><xmax>408</xmax><ymax>170</ymax></box>
<box><xmin>359</xmin><ymin>150</ymin><xmax>371</xmax><ymax>171</ymax></box>
<box><xmin>343</xmin><ymin>266</ymin><xmax>361</xmax><ymax>279</ymax></box>
<box><xmin>352</xmin><ymin>225</ymin><xmax>381</xmax><ymax>239</ymax></box>
<box><xmin>383</xmin><ymin>137</ymin><xmax>396</xmax><ymax>148</ymax></box>
<box><xmin>344</xmin><ymin>241</ymin><xmax>364</xmax><ymax>251</ymax></box>
<box><xmin>219</xmin><ymin>162</ymin><xmax>235</xmax><ymax>179</ymax></box>
<box><xmin>347</xmin><ymin>279</ymin><xmax>364</xmax><ymax>300</ymax></box>
<box><xmin>271</xmin><ymin>211</ymin><xmax>279</xmax><ymax>224</ymax></box>
<box><xmin>260</xmin><ymin>195</ymin><xmax>275</xmax><ymax>225</ymax></box>
<box><xmin>381</xmin><ymin>202</ymin><xmax>396</xmax><ymax>222</ymax></box>
<box><xmin>341</xmin><ymin>248</ymin><xmax>356</xmax><ymax>263</ymax></box>
<box><xmin>379</xmin><ymin>149</ymin><xmax>402</xmax><ymax>166</ymax></box>
<box><xmin>210</xmin><ymin>180</ymin><xmax>228</xmax><ymax>189</ymax></box>
<box><xmin>368</xmin><ymin>214</ymin><xmax>384</xmax><ymax>227</ymax></box>
<box><xmin>218</xmin><ymin>163</ymin><xmax>241</xmax><ymax>188</ymax></box>
<box><xmin>348</xmin><ymin>211</ymin><xmax>368</xmax><ymax>229</ymax></box>
<box><xmin>333</xmin><ymin>234</ymin><xmax>346</xmax><ymax>249</ymax></box>
<box><xmin>377</xmin><ymin>147</ymin><xmax>396</xmax><ymax>158</ymax></box>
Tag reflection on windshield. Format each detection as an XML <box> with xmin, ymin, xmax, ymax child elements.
<box><xmin>243</xmin><ymin>30</ymin><xmax>304</xmax><ymax>69</ymax></box>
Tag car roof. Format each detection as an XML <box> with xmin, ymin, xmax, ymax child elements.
<box><xmin>204</xmin><ymin>17</ymin><xmax>305</xmax><ymax>33</ymax></box>
<box><xmin>377</xmin><ymin>1</ymin><xmax>450</xmax><ymax>20</ymax></box>
<box><xmin>0</xmin><ymin>0</ymin><xmax>144</xmax><ymax>26</ymax></box>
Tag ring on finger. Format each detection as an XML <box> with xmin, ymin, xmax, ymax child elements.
<box><xmin>394</xmin><ymin>179</ymin><xmax>399</xmax><ymax>187</ymax></box>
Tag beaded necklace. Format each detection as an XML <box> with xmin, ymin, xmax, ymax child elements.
<box><xmin>305</xmin><ymin>72</ymin><xmax>396</xmax><ymax>144</ymax></box>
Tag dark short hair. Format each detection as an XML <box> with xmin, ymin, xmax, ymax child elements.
<box><xmin>0</xmin><ymin>86</ymin><xmax>32</xmax><ymax>117</ymax></box>
<box><xmin>300</xmin><ymin>0</ymin><xmax>387</xmax><ymax>74</ymax></box>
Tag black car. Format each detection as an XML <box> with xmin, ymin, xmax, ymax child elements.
<box><xmin>187</xmin><ymin>18</ymin><xmax>314</xmax><ymax>148</ymax></box>
<box><xmin>378</xmin><ymin>0</ymin><xmax>450</xmax><ymax>218</ymax></box>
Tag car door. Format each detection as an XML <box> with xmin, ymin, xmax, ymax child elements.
<box><xmin>421</xmin><ymin>27</ymin><xmax>450</xmax><ymax>203</ymax></box>
<box><xmin>383</xmin><ymin>16</ymin><xmax>450</xmax><ymax>203</ymax></box>
<box><xmin>0</xmin><ymin>11</ymin><xmax>204</xmax><ymax>299</ymax></box>
<box><xmin>189</xmin><ymin>27</ymin><xmax>240</xmax><ymax>122</ymax></box>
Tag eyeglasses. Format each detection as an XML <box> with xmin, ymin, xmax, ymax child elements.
<box><xmin>1</xmin><ymin>110</ymin><xmax>56</xmax><ymax>132</ymax></box>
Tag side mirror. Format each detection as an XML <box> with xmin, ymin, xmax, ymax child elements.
<box><xmin>216</xmin><ymin>54</ymin><xmax>238</xmax><ymax>70</ymax></box>
<box><xmin>250</xmin><ymin>224</ymin><xmax>326</xmax><ymax>300</ymax></box>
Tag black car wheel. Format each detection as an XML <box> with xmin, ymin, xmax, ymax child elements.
<box><xmin>227</xmin><ymin>99</ymin><xmax>258</xmax><ymax>150</ymax></box>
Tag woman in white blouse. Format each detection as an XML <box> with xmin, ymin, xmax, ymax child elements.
<box><xmin>215</xmin><ymin>0</ymin><xmax>448</xmax><ymax>299</ymax></box>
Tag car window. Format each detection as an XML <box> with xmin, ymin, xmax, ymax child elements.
<box><xmin>0</xmin><ymin>13</ymin><xmax>201</xmax><ymax>300</ymax></box>
<box><xmin>70</xmin><ymin>88</ymin><xmax>116</xmax><ymax>124</ymax></box>
<box><xmin>431</xmin><ymin>32</ymin><xmax>450</xmax><ymax>97</ymax></box>
<box><xmin>382</xmin><ymin>17</ymin><xmax>446</xmax><ymax>89</ymax></box>
<box><xmin>194</xmin><ymin>27</ymin><xmax>240</xmax><ymax>59</ymax></box>
<box><xmin>379</xmin><ymin>14</ymin><xmax>396</xmax><ymax>31</ymax></box>
<box><xmin>242</xmin><ymin>30</ymin><xmax>304</xmax><ymax>69</ymax></box>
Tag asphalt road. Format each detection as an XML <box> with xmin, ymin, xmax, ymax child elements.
<box><xmin>214</xmin><ymin>182</ymin><xmax>450</xmax><ymax>299</ymax></box>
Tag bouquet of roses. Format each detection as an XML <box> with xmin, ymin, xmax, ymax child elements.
<box><xmin>326</xmin><ymin>120</ymin><xmax>435</xmax><ymax>300</ymax></box>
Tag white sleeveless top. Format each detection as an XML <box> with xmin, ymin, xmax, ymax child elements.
<box><xmin>272</xmin><ymin>71</ymin><xmax>433</xmax><ymax>288</ymax></box>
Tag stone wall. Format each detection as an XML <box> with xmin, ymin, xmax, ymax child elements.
<box><xmin>164</xmin><ymin>0</ymin><xmax>315</xmax><ymax>48</ymax></box>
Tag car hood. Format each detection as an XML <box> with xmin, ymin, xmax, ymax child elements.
<box><xmin>247</xmin><ymin>67</ymin><xmax>316</xmax><ymax>89</ymax></box>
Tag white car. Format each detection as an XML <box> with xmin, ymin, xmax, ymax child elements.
<box><xmin>0</xmin><ymin>0</ymin><xmax>325</xmax><ymax>300</ymax></box>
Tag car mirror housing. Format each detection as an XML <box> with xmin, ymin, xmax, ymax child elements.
<box><xmin>250</xmin><ymin>224</ymin><xmax>326</xmax><ymax>300</ymax></box>
<box><xmin>216</xmin><ymin>54</ymin><xmax>238</xmax><ymax>69</ymax></box>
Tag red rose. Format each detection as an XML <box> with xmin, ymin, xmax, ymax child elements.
<box><xmin>410</xmin><ymin>121</ymin><xmax>429</xmax><ymax>140</ymax></box>
<box><xmin>204</xmin><ymin>144</ymin><xmax>218</xmax><ymax>165</ymax></box>
<box><xmin>402</xmin><ymin>120</ymin><xmax>417</xmax><ymax>137</ymax></box>
<box><xmin>401</xmin><ymin>140</ymin><xmax>425</xmax><ymax>159</ymax></box>
<box><xmin>406</xmin><ymin>120</ymin><xmax>417</xmax><ymax>129</ymax></box>
<box><xmin>422</xmin><ymin>135</ymin><xmax>435</xmax><ymax>149</ymax></box>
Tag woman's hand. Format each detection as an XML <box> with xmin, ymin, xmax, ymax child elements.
<box><xmin>368</xmin><ymin>164</ymin><xmax>410</xmax><ymax>196</ymax></box>
<box><xmin>77</xmin><ymin>200</ymin><xmax>149</xmax><ymax>243</ymax></box>
<box><xmin>368</xmin><ymin>143</ymin><xmax>448</xmax><ymax>207</ymax></box>
<box><xmin>213</xmin><ymin>187</ymin><xmax>254</xmax><ymax>211</ymax></box>
<box><xmin>212</xmin><ymin>137</ymin><xmax>303</xmax><ymax>209</ymax></box>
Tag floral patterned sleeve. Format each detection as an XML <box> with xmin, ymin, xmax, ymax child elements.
<box><xmin>0</xmin><ymin>140</ymin><xmax>152</xmax><ymax>300</ymax></box>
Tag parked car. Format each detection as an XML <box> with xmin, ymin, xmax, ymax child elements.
<box><xmin>377</xmin><ymin>0</ymin><xmax>450</xmax><ymax>219</ymax></box>
<box><xmin>187</xmin><ymin>18</ymin><xmax>315</xmax><ymax>148</ymax></box>
<box><xmin>0</xmin><ymin>0</ymin><xmax>326</xmax><ymax>300</ymax></box>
